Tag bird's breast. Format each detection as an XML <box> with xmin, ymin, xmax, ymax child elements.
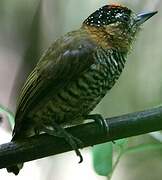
<box><xmin>32</xmin><ymin>49</ymin><xmax>126</xmax><ymax>126</ymax></box>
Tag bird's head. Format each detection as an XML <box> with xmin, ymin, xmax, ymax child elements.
<box><xmin>83</xmin><ymin>4</ymin><xmax>157</xmax><ymax>52</ymax></box>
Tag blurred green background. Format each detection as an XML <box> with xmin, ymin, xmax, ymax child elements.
<box><xmin>0</xmin><ymin>0</ymin><xmax>162</xmax><ymax>179</ymax></box>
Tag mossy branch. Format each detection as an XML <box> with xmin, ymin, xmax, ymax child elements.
<box><xmin>0</xmin><ymin>106</ymin><xmax>162</xmax><ymax>169</ymax></box>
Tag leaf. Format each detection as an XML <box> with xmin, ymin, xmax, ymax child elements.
<box><xmin>92</xmin><ymin>142</ymin><xmax>113</xmax><ymax>176</ymax></box>
<box><xmin>114</xmin><ymin>138</ymin><xmax>128</xmax><ymax>147</ymax></box>
<box><xmin>0</xmin><ymin>104</ymin><xmax>15</xmax><ymax>129</ymax></box>
<box><xmin>125</xmin><ymin>143</ymin><xmax>162</xmax><ymax>154</ymax></box>
<box><xmin>113</xmin><ymin>138</ymin><xmax>128</xmax><ymax>153</ymax></box>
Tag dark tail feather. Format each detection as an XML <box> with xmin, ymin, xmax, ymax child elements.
<box><xmin>7</xmin><ymin>163</ymin><xmax>23</xmax><ymax>175</ymax></box>
<box><xmin>6</xmin><ymin>132</ymin><xmax>24</xmax><ymax>175</ymax></box>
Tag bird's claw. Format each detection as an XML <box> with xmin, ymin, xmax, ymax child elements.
<box><xmin>40</xmin><ymin>122</ymin><xmax>84</xmax><ymax>163</ymax></box>
<box><xmin>84</xmin><ymin>114</ymin><xmax>109</xmax><ymax>135</ymax></box>
<box><xmin>64</xmin><ymin>133</ymin><xmax>84</xmax><ymax>163</ymax></box>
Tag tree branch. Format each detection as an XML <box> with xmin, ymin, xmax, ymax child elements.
<box><xmin>0</xmin><ymin>106</ymin><xmax>162</xmax><ymax>169</ymax></box>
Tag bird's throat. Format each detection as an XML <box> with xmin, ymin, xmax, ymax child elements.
<box><xmin>83</xmin><ymin>24</ymin><xmax>132</xmax><ymax>53</ymax></box>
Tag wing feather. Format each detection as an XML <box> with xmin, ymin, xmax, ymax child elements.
<box><xmin>13</xmin><ymin>31</ymin><xmax>97</xmax><ymax>136</ymax></box>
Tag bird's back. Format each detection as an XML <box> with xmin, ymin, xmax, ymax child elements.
<box><xmin>12</xmin><ymin>29</ymin><xmax>97</xmax><ymax>139</ymax></box>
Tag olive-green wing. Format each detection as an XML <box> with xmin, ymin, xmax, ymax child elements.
<box><xmin>13</xmin><ymin>32</ymin><xmax>96</xmax><ymax>137</ymax></box>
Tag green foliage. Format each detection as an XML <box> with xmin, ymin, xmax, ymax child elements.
<box><xmin>92</xmin><ymin>139</ymin><xmax>128</xmax><ymax>177</ymax></box>
<box><xmin>92</xmin><ymin>136</ymin><xmax>162</xmax><ymax>179</ymax></box>
<box><xmin>92</xmin><ymin>142</ymin><xmax>113</xmax><ymax>176</ymax></box>
<box><xmin>0</xmin><ymin>104</ymin><xmax>14</xmax><ymax>129</ymax></box>
<box><xmin>125</xmin><ymin>143</ymin><xmax>162</xmax><ymax>154</ymax></box>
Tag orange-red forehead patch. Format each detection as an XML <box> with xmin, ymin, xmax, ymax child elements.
<box><xmin>111</xmin><ymin>3</ymin><xmax>122</xmax><ymax>7</ymax></box>
<box><xmin>107</xmin><ymin>3</ymin><xmax>127</xmax><ymax>9</ymax></box>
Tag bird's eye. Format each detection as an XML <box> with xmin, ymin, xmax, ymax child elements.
<box><xmin>121</xmin><ymin>14</ymin><xmax>129</xmax><ymax>22</ymax></box>
<box><xmin>115</xmin><ymin>12</ymin><xmax>129</xmax><ymax>23</ymax></box>
<box><xmin>115</xmin><ymin>13</ymin><xmax>123</xmax><ymax>18</ymax></box>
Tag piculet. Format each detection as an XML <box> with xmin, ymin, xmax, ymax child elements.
<box><xmin>7</xmin><ymin>4</ymin><xmax>157</xmax><ymax>175</ymax></box>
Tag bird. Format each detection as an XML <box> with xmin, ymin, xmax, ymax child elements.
<box><xmin>7</xmin><ymin>3</ymin><xmax>157</xmax><ymax>175</ymax></box>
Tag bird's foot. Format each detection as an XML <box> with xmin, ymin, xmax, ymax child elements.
<box><xmin>84</xmin><ymin>114</ymin><xmax>109</xmax><ymax>135</ymax></box>
<box><xmin>40</xmin><ymin>122</ymin><xmax>83</xmax><ymax>163</ymax></box>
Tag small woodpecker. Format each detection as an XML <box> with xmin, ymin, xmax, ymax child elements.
<box><xmin>7</xmin><ymin>4</ymin><xmax>157</xmax><ymax>175</ymax></box>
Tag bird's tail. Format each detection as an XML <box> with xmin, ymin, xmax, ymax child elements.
<box><xmin>7</xmin><ymin>163</ymin><xmax>23</xmax><ymax>175</ymax></box>
<box><xmin>6</xmin><ymin>133</ymin><xmax>24</xmax><ymax>175</ymax></box>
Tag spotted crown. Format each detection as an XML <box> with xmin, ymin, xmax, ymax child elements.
<box><xmin>83</xmin><ymin>5</ymin><xmax>131</xmax><ymax>27</ymax></box>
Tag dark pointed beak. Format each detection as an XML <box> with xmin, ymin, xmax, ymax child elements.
<box><xmin>135</xmin><ymin>11</ymin><xmax>158</xmax><ymax>25</ymax></box>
